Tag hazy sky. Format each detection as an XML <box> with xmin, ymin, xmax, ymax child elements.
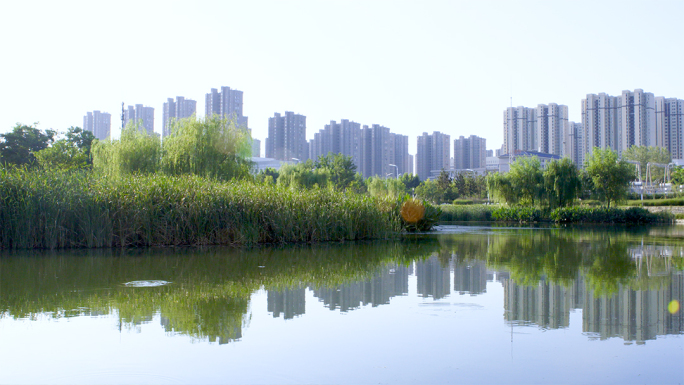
<box><xmin>1</xmin><ymin>0</ymin><xmax>682</xmax><ymax>155</ymax></box>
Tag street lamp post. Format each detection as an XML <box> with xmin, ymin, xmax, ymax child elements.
<box><xmin>388</xmin><ymin>164</ymin><xmax>399</xmax><ymax>179</ymax></box>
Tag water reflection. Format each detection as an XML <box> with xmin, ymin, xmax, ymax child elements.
<box><xmin>1</xmin><ymin>227</ymin><xmax>682</xmax><ymax>346</ymax></box>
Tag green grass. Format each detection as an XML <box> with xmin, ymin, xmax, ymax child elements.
<box><xmin>0</xmin><ymin>168</ymin><xmax>400</xmax><ymax>249</ymax></box>
<box><xmin>626</xmin><ymin>197</ymin><xmax>684</xmax><ymax>206</ymax></box>
<box><xmin>440</xmin><ymin>204</ymin><xmax>497</xmax><ymax>222</ymax></box>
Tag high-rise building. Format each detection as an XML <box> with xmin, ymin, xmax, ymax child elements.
<box><xmin>83</xmin><ymin>110</ymin><xmax>111</xmax><ymax>140</ymax></box>
<box><xmin>503</xmin><ymin>106</ymin><xmax>537</xmax><ymax>156</ymax></box>
<box><xmin>536</xmin><ymin>103</ymin><xmax>568</xmax><ymax>156</ymax></box>
<box><xmin>162</xmin><ymin>96</ymin><xmax>196</xmax><ymax>138</ymax></box>
<box><xmin>251</xmin><ymin>138</ymin><xmax>261</xmax><ymax>158</ymax></box>
<box><xmin>205</xmin><ymin>86</ymin><xmax>248</xmax><ymax>128</ymax></box>
<box><xmin>617</xmin><ymin>89</ymin><xmax>656</xmax><ymax>154</ymax></box>
<box><xmin>656</xmin><ymin>97</ymin><xmax>684</xmax><ymax>159</ymax></box>
<box><xmin>265</xmin><ymin>111</ymin><xmax>306</xmax><ymax>161</ymax></box>
<box><xmin>309</xmin><ymin>119</ymin><xmax>363</xmax><ymax>168</ymax></box>
<box><xmin>563</xmin><ymin>121</ymin><xmax>584</xmax><ymax>166</ymax></box>
<box><xmin>453</xmin><ymin>135</ymin><xmax>486</xmax><ymax>170</ymax></box>
<box><xmin>503</xmin><ymin>104</ymin><xmax>568</xmax><ymax>157</ymax></box>
<box><xmin>389</xmin><ymin>133</ymin><xmax>410</xmax><ymax>177</ymax></box>
<box><xmin>124</xmin><ymin>104</ymin><xmax>154</xmax><ymax>136</ymax></box>
<box><xmin>416</xmin><ymin>131</ymin><xmax>450</xmax><ymax>181</ymax></box>
<box><xmin>582</xmin><ymin>89</ymin><xmax>659</xmax><ymax>158</ymax></box>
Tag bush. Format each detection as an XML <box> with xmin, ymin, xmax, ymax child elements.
<box><xmin>627</xmin><ymin>197</ymin><xmax>684</xmax><ymax>207</ymax></box>
<box><xmin>491</xmin><ymin>206</ymin><xmax>544</xmax><ymax>222</ymax></box>
<box><xmin>550</xmin><ymin>206</ymin><xmax>673</xmax><ymax>224</ymax></box>
<box><xmin>440</xmin><ymin>204</ymin><xmax>495</xmax><ymax>221</ymax></box>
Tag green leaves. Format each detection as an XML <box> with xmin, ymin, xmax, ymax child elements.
<box><xmin>585</xmin><ymin>148</ymin><xmax>635</xmax><ymax>208</ymax></box>
<box><xmin>0</xmin><ymin>123</ymin><xmax>56</xmax><ymax>166</ymax></box>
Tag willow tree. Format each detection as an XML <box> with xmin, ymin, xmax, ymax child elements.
<box><xmin>585</xmin><ymin>148</ymin><xmax>635</xmax><ymax>207</ymax></box>
<box><xmin>543</xmin><ymin>158</ymin><xmax>581</xmax><ymax>209</ymax></box>
<box><xmin>92</xmin><ymin>121</ymin><xmax>161</xmax><ymax>177</ymax></box>
<box><xmin>161</xmin><ymin>115</ymin><xmax>253</xmax><ymax>181</ymax></box>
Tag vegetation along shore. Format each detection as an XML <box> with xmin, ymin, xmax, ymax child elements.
<box><xmin>0</xmin><ymin>117</ymin><xmax>678</xmax><ymax>249</ymax></box>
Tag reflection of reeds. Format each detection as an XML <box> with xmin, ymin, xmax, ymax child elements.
<box><xmin>0</xmin><ymin>169</ymin><xmax>401</xmax><ymax>249</ymax></box>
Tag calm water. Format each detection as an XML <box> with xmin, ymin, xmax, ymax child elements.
<box><xmin>1</xmin><ymin>225</ymin><xmax>683</xmax><ymax>384</ymax></box>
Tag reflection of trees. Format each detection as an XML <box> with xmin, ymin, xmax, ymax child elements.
<box><xmin>0</xmin><ymin>240</ymin><xmax>440</xmax><ymax>343</ymax></box>
<box><xmin>1</xmin><ymin>228</ymin><xmax>682</xmax><ymax>345</ymax></box>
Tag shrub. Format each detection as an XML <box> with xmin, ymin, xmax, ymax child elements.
<box><xmin>440</xmin><ymin>204</ymin><xmax>495</xmax><ymax>221</ymax></box>
<box><xmin>491</xmin><ymin>206</ymin><xmax>544</xmax><ymax>222</ymax></box>
<box><xmin>550</xmin><ymin>206</ymin><xmax>673</xmax><ymax>224</ymax></box>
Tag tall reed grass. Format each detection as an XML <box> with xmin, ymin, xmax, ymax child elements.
<box><xmin>0</xmin><ymin>168</ymin><xmax>400</xmax><ymax>249</ymax></box>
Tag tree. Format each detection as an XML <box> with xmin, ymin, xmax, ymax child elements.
<box><xmin>277</xmin><ymin>159</ymin><xmax>329</xmax><ymax>189</ymax></box>
<box><xmin>585</xmin><ymin>148</ymin><xmax>635</xmax><ymax>207</ymax></box>
<box><xmin>315</xmin><ymin>153</ymin><xmax>357</xmax><ymax>190</ymax></box>
<box><xmin>160</xmin><ymin>115</ymin><xmax>252</xmax><ymax>180</ymax></box>
<box><xmin>65</xmin><ymin>126</ymin><xmax>96</xmax><ymax>163</ymax></box>
<box><xmin>415</xmin><ymin>179</ymin><xmax>444</xmax><ymax>204</ymax></box>
<box><xmin>33</xmin><ymin>126</ymin><xmax>96</xmax><ymax>171</ymax></box>
<box><xmin>622</xmin><ymin>146</ymin><xmax>671</xmax><ymax>182</ymax></box>
<box><xmin>486</xmin><ymin>172</ymin><xmax>518</xmax><ymax>205</ymax></box>
<box><xmin>93</xmin><ymin>121</ymin><xmax>161</xmax><ymax>176</ymax></box>
<box><xmin>671</xmin><ymin>167</ymin><xmax>684</xmax><ymax>186</ymax></box>
<box><xmin>543</xmin><ymin>158</ymin><xmax>581</xmax><ymax>209</ymax></box>
<box><xmin>0</xmin><ymin>123</ymin><xmax>56</xmax><ymax>166</ymax></box>
<box><xmin>367</xmin><ymin>176</ymin><xmax>405</xmax><ymax>198</ymax></box>
<box><xmin>255</xmin><ymin>167</ymin><xmax>280</xmax><ymax>185</ymax></box>
<box><xmin>34</xmin><ymin>139</ymin><xmax>90</xmax><ymax>170</ymax></box>
<box><xmin>399</xmin><ymin>173</ymin><xmax>420</xmax><ymax>192</ymax></box>
<box><xmin>508</xmin><ymin>156</ymin><xmax>544</xmax><ymax>206</ymax></box>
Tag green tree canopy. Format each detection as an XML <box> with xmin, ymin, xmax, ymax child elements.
<box><xmin>543</xmin><ymin>158</ymin><xmax>581</xmax><ymax>209</ymax></box>
<box><xmin>367</xmin><ymin>176</ymin><xmax>406</xmax><ymax>199</ymax></box>
<box><xmin>0</xmin><ymin>123</ymin><xmax>56</xmax><ymax>166</ymax></box>
<box><xmin>415</xmin><ymin>179</ymin><xmax>444</xmax><ymax>204</ymax></box>
<box><xmin>277</xmin><ymin>159</ymin><xmax>330</xmax><ymax>189</ymax></box>
<box><xmin>92</xmin><ymin>121</ymin><xmax>161</xmax><ymax>177</ymax></box>
<box><xmin>315</xmin><ymin>153</ymin><xmax>357</xmax><ymax>190</ymax></box>
<box><xmin>33</xmin><ymin>126</ymin><xmax>96</xmax><ymax>171</ymax></box>
<box><xmin>65</xmin><ymin>126</ymin><xmax>96</xmax><ymax>162</ymax></box>
<box><xmin>161</xmin><ymin>115</ymin><xmax>252</xmax><ymax>181</ymax></box>
<box><xmin>399</xmin><ymin>173</ymin><xmax>421</xmax><ymax>191</ymax></box>
<box><xmin>35</xmin><ymin>139</ymin><xmax>90</xmax><ymax>171</ymax></box>
<box><xmin>585</xmin><ymin>148</ymin><xmax>635</xmax><ymax>207</ymax></box>
<box><xmin>487</xmin><ymin>157</ymin><xmax>550</xmax><ymax>207</ymax></box>
<box><xmin>622</xmin><ymin>146</ymin><xmax>671</xmax><ymax>182</ymax></box>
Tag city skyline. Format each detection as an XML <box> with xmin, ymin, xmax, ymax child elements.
<box><xmin>2</xmin><ymin>1</ymin><xmax>681</xmax><ymax>157</ymax></box>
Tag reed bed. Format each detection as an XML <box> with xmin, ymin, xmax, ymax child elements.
<box><xmin>0</xmin><ymin>169</ymin><xmax>400</xmax><ymax>249</ymax></box>
<box><xmin>439</xmin><ymin>204</ymin><xmax>497</xmax><ymax>222</ymax></box>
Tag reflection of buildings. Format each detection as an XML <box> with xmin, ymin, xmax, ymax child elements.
<box><xmin>313</xmin><ymin>264</ymin><xmax>410</xmax><ymax>312</ymax></box>
<box><xmin>503</xmin><ymin>270</ymin><xmax>683</xmax><ymax>344</ymax></box>
<box><xmin>267</xmin><ymin>287</ymin><xmax>306</xmax><ymax>320</ymax></box>
<box><xmin>453</xmin><ymin>260</ymin><xmax>487</xmax><ymax>295</ymax></box>
<box><xmin>583</xmin><ymin>272</ymin><xmax>683</xmax><ymax>344</ymax></box>
<box><xmin>416</xmin><ymin>256</ymin><xmax>451</xmax><ymax>300</ymax></box>
<box><xmin>504</xmin><ymin>277</ymin><xmax>582</xmax><ymax>329</ymax></box>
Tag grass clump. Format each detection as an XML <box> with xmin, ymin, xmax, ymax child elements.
<box><xmin>491</xmin><ymin>206</ymin><xmax>545</xmax><ymax>223</ymax></box>
<box><xmin>440</xmin><ymin>204</ymin><xmax>496</xmax><ymax>222</ymax></box>
<box><xmin>550</xmin><ymin>206</ymin><xmax>673</xmax><ymax>224</ymax></box>
<box><xmin>0</xmin><ymin>168</ymin><xmax>400</xmax><ymax>249</ymax></box>
<box><xmin>627</xmin><ymin>197</ymin><xmax>684</xmax><ymax>207</ymax></box>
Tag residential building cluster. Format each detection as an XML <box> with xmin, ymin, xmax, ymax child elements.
<box><xmin>81</xmin><ymin>85</ymin><xmax>682</xmax><ymax>179</ymax></box>
<box><xmin>503</xmin><ymin>89</ymin><xmax>684</xmax><ymax>166</ymax></box>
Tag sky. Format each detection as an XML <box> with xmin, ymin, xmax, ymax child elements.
<box><xmin>1</xmin><ymin>0</ymin><xmax>682</xmax><ymax>155</ymax></box>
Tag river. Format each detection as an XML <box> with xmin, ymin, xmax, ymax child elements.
<box><xmin>1</xmin><ymin>225</ymin><xmax>682</xmax><ymax>384</ymax></box>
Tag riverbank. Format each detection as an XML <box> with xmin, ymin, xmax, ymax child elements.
<box><xmin>439</xmin><ymin>204</ymin><xmax>674</xmax><ymax>224</ymax></box>
<box><xmin>0</xmin><ymin>169</ymin><xmax>400</xmax><ymax>249</ymax></box>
